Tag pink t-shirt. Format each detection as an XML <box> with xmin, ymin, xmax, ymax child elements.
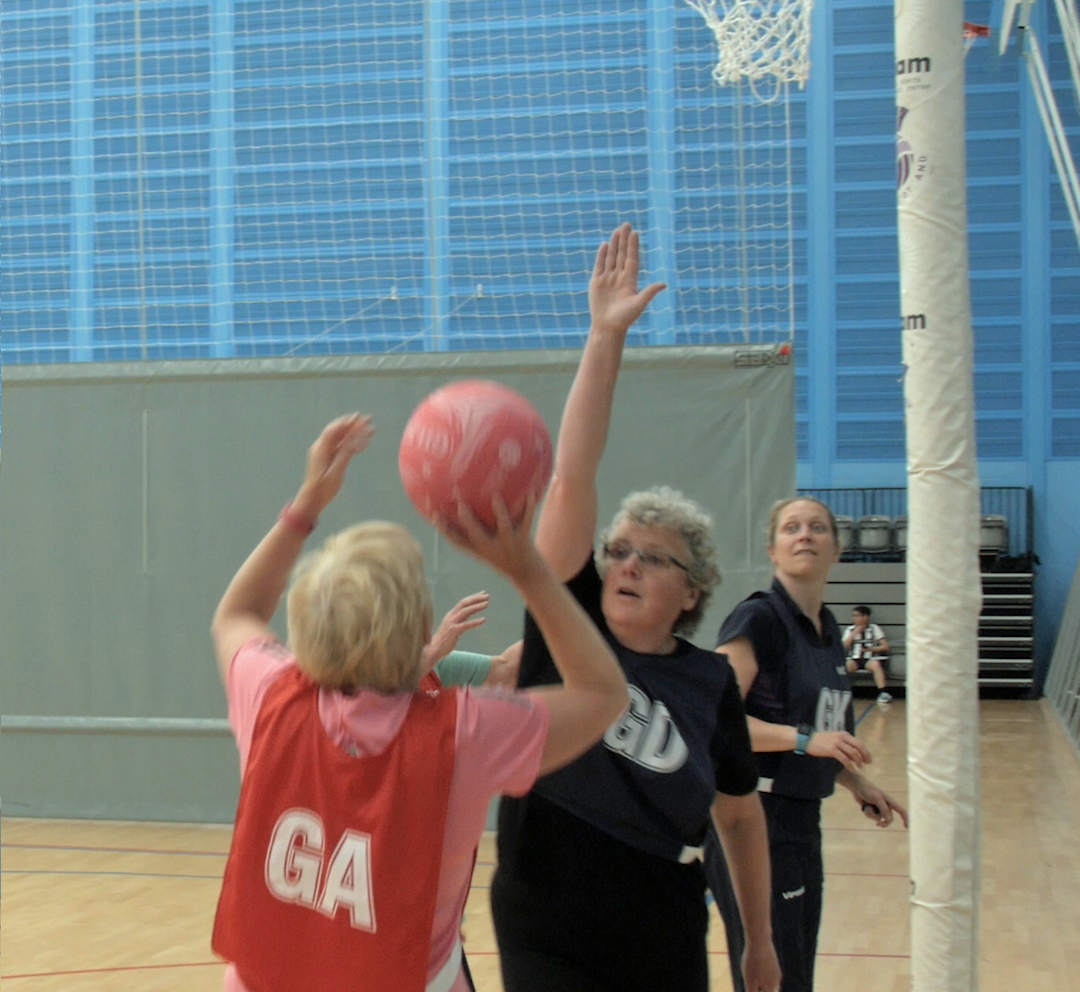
<box><xmin>222</xmin><ymin>638</ymin><xmax>549</xmax><ymax>992</ymax></box>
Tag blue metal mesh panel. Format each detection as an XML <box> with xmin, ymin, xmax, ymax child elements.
<box><xmin>1</xmin><ymin>0</ymin><xmax>806</xmax><ymax>363</ymax></box>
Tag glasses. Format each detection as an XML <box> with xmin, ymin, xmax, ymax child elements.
<box><xmin>602</xmin><ymin>540</ymin><xmax>689</xmax><ymax>573</ymax></box>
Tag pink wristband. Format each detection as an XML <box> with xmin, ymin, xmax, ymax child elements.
<box><xmin>279</xmin><ymin>503</ymin><xmax>316</xmax><ymax>536</ymax></box>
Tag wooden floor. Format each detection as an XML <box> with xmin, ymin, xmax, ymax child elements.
<box><xmin>3</xmin><ymin>699</ymin><xmax>1079</xmax><ymax>991</ymax></box>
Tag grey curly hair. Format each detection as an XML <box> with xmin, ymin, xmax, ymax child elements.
<box><xmin>599</xmin><ymin>485</ymin><xmax>721</xmax><ymax>636</ymax></box>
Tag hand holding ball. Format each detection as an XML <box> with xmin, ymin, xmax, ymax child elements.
<box><xmin>399</xmin><ymin>380</ymin><xmax>553</xmax><ymax>530</ymax></box>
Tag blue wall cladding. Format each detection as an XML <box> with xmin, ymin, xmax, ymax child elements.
<box><xmin>1047</xmin><ymin>22</ymin><xmax>1080</xmax><ymax>457</ymax></box>
<box><xmin>2</xmin><ymin>0</ymin><xmax>806</xmax><ymax>362</ymax></box>
<box><xmin>826</xmin><ymin>0</ymin><xmax>1053</xmax><ymax>463</ymax></box>
<box><xmin>2</xmin><ymin>0</ymin><xmax>1078</xmax><ymax>471</ymax></box>
<box><xmin>1</xmin><ymin>3</ymin><xmax>73</xmax><ymax>363</ymax></box>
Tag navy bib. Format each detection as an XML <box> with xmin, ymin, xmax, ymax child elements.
<box><xmin>748</xmin><ymin>587</ymin><xmax>853</xmax><ymax>800</ymax></box>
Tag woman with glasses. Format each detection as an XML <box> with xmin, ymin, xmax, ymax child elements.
<box><xmin>705</xmin><ymin>496</ymin><xmax>909</xmax><ymax>992</ymax></box>
<box><xmin>490</xmin><ymin>223</ymin><xmax>781</xmax><ymax>992</ymax></box>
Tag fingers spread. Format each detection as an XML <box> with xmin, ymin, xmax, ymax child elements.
<box><xmin>640</xmin><ymin>281</ymin><xmax>667</xmax><ymax>307</ymax></box>
<box><xmin>452</xmin><ymin>592</ymin><xmax>491</xmax><ymax>618</ymax></box>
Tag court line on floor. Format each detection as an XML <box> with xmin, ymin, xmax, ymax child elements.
<box><xmin>1</xmin><ymin>842</ymin><xmax>227</xmax><ymax>857</ymax></box>
<box><xmin>1</xmin><ymin>961</ymin><xmax>224</xmax><ymax>981</ymax></box>
<box><xmin>3</xmin><ymin>869</ymin><xmax>223</xmax><ymax>880</ymax></box>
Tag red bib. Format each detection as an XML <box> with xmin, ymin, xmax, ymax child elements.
<box><xmin>419</xmin><ymin>670</ymin><xmax>443</xmax><ymax>693</ymax></box>
<box><xmin>213</xmin><ymin>667</ymin><xmax>457</xmax><ymax>992</ymax></box>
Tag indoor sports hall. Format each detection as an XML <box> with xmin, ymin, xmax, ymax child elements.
<box><xmin>2</xmin><ymin>1</ymin><xmax>1079</xmax><ymax>990</ymax></box>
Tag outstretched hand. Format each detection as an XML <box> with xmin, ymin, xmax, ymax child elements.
<box><xmin>293</xmin><ymin>413</ymin><xmax>375</xmax><ymax>521</ymax></box>
<box><xmin>211</xmin><ymin>413</ymin><xmax>373</xmax><ymax>683</ymax></box>
<box><xmin>421</xmin><ymin>591</ymin><xmax>491</xmax><ymax>671</ymax></box>
<box><xmin>589</xmin><ymin>222</ymin><xmax>666</xmax><ymax>337</ymax></box>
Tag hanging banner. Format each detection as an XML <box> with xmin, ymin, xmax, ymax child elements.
<box><xmin>895</xmin><ymin>1</ymin><xmax>983</xmax><ymax>990</ymax></box>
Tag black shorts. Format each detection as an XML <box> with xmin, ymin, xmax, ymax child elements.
<box><xmin>848</xmin><ymin>654</ymin><xmax>887</xmax><ymax>670</ymax></box>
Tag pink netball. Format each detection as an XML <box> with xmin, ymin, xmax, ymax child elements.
<box><xmin>398</xmin><ymin>380</ymin><xmax>553</xmax><ymax>530</ymax></box>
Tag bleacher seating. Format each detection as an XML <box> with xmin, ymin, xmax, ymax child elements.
<box><xmin>804</xmin><ymin>487</ymin><xmax>1036</xmax><ymax>693</ymax></box>
<box><xmin>836</xmin><ymin>513</ymin><xmax>1014</xmax><ymax>569</ymax></box>
<box><xmin>855</xmin><ymin>515</ymin><xmax>893</xmax><ymax>555</ymax></box>
<box><xmin>979</xmin><ymin>514</ymin><xmax>1010</xmax><ymax>564</ymax></box>
<box><xmin>834</xmin><ymin>515</ymin><xmax>854</xmax><ymax>554</ymax></box>
<box><xmin>893</xmin><ymin>515</ymin><xmax>908</xmax><ymax>553</ymax></box>
<box><xmin>826</xmin><ymin>560</ymin><xmax>1036</xmax><ymax>693</ymax></box>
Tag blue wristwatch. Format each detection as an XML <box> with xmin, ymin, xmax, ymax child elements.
<box><xmin>794</xmin><ymin>723</ymin><xmax>814</xmax><ymax>755</ymax></box>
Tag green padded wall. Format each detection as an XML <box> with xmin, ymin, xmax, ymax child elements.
<box><xmin>0</xmin><ymin>346</ymin><xmax>794</xmax><ymax>821</ymax></box>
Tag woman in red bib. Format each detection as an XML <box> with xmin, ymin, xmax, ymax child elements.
<box><xmin>210</xmin><ymin>413</ymin><xmax>628</xmax><ymax>992</ymax></box>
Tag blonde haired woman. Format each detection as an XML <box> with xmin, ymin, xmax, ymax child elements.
<box><xmin>210</xmin><ymin>413</ymin><xmax>627</xmax><ymax>992</ymax></box>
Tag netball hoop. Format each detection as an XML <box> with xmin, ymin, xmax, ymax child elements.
<box><xmin>683</xmin><ymin>0</ymin><xmax>813</xmax><ymax>102</ymax></box>
<box><xmin>963</xmin><ymin>21</ymin><xmax>991</xmax><ymax>56</ymax></box>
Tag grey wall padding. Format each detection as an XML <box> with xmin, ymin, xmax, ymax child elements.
<box><xmin>0</xmin><ymin>346</ymin><xmax>794</xmax><ymax>821</ymax></box>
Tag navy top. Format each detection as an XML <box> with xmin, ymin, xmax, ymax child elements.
<box><xmin>509</xmin><ymin>555</ymin><xmax>758</xmax><ymax>860</ymax></box>
<box><xmin>717</xmin><ymin>578</ymin><xmax>854</xmax><ymax>800</ymax></box>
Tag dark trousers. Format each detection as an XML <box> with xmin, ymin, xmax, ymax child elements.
<box><xmin>705</xmin><ymin>792</ymin><xmax>824</xmax><ymax>992</ymax></box>
<box><xmin>491</xmin><ymin>868</ymin><xmax>709</xmax><ymax>992</ymax></box>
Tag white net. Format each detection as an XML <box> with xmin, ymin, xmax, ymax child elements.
<box><xmin>0</xmin><ymin>0</ymin><xmax>807</xmax><ymax>363</ymax></box>
<box><xmin>683</xmin><ymin>0</ymin><xmax>812</xmax><ymax>100</ymax></box>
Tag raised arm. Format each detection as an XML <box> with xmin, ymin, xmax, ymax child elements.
<box><xmin>535</xmin><ymin>222</ymin><xmax>665</xmax><ymax>578</ymax></box>
<box><xmin>438</xmin><ymin>498</ymin><xmax>628</xmax><ymax>775</ymax></box>
<box><xmin>210</xmin><ymin>414</ymin><xmax>374</xmax><ymax>682</ymax></box>
<box><xmin>420</xmin><ymin>591</ymin><xmax>491</xmax><ymax>675</ymax></box>
<box><xmin>422</xmin><ymin>593</ymin><xmax>521</xmax><ymax>688</ymax></box>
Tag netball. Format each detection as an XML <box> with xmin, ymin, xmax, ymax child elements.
<box><xmin>398</xmin><ymin>379</ymin><xmax>553</xmax><ymax>530</ymax></box>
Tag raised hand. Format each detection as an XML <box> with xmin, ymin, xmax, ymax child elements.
<box><xmin>588</xmin><ymin>222</ymin><xmax>666</xmax><ymax>337</ymax></box>
<box><xmin>212</xmin><ymin>413</ymin><xmax>374</xmax><ymax>681</ymax></box>
<box><xmin>293</xmin><ymin>413</ymin><xmax>375</xmax><ymax>521</ymax></box>
<box><xmin>435</xmin><ymin>493</ymin><xmax>542</xmax><ymax>585</ymax></box>
<box><xmin>422</xmin><ymin>591</ymin><xmax>491</xmax><ymax>670</ymax></box>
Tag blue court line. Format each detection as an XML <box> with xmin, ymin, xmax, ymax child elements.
<box><xmin>855</xmin><ymin>702</ymin><xmax>877</xmax><ymax>729</ymax></box>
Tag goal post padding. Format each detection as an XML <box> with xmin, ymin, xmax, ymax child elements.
<box><xmin>0</xmin><ymin>346</ymin><xmax>793</xmax><ymax>821</ymax></box>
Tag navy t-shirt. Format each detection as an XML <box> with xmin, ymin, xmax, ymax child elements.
<box><xmin>521</xmin><ymin>557</ymin><xmax>756</xmax><ymax>846</ymax></box>
<box><xmin>495</xmin><ymin>555</ymin><xmax>758</xmax><ymax>945</ymax></box>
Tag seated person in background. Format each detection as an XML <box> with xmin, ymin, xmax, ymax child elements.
<box><xmin>842</xmin><ymin>605</ymin><xmax>891</xmax><ymax>703</ymax></box>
